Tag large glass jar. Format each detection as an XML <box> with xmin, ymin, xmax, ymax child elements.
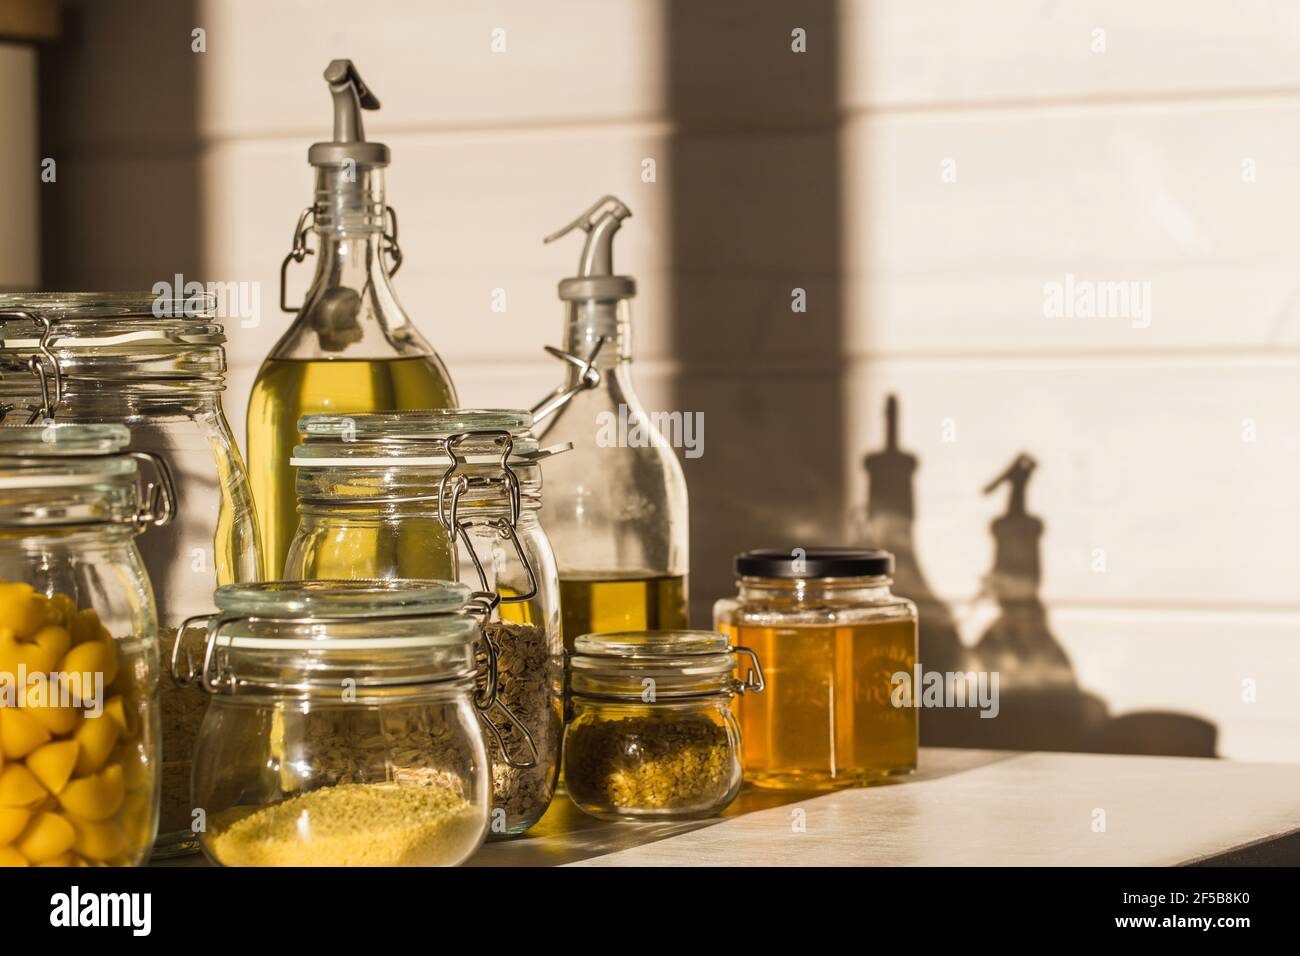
<box><xmin>713</xmin><ymin>548</ymin><xmax>918</xmax><ymax>790</ymax></box>
<box><xmin>0</xmin><ymin>293</ymin><xmax>262</xmax><ymax>856</ymax></box>
<box><xmin>0</xmin><ymin>424</ymin><xmax>169</xmax><ymax>867</ymax></box>
<box><xmin>564</xmin><ymin>630</ymin><xmax>763</xmax><ymax>821</ymax></box>
<box><xmin>176</xmin><ymin>580</ymin><xmax>490</xmax><ymax>867</ymax></box>
<box><xmin>284</xmin><ymin>410</ymin><xmax>563</xmax><ymax>837</ymax></box>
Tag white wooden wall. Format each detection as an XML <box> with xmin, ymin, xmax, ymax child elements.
<box><xmin>38</xmin><ymin>0</ymin><xmax>1300</xmax><ymax>762</ymax></box>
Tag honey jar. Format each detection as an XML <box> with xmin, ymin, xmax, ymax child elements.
<box><xmin>714</xmin><ymin>548</ymin><xmax>918</xmax><ymax>789</ymax></box>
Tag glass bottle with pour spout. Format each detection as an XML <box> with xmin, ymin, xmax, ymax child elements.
<box><xmin>531</xmin><ymin>196</ymin><xmax>689</xmax><ymax>649</ymax></box>
<box><xmin>247</xmin><ymin>59</ymin><xmax>457</xmax><ymax>579</ymax></box>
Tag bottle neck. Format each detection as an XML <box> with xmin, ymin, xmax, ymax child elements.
<box><xmin>298</xmin><ymin>166</ymin><xmax>415</xmax><ymax>352</ymax></box>
<box><xmin>562</xmin><ymin>297</ymin><xmax>633</xmax><ymax>383</ymax></box>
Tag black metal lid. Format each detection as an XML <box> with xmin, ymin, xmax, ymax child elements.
<box><xmin>735</xmin><ymin>547</ymin><xmax>894</xmax><ymax>579</ymax></box>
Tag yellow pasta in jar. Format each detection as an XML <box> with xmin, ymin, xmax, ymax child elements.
<box><xmin>0</xmin><ymin>583</ymin><xmax>48</xmax><ymax>639</ymax></box>
<box><xmin>73</xmin><ymin>714</ymin><xmax>120</xmax><ymax>776</ymax></box>
<box><xmin>58</xmin><ymin>764</ymin><xmax>125</xmax><ymax>822</ymax></box>
<box><xmin>0</xmin><ymin>764</ymin><xmax>48</xmax><ymax>809</ymax></box>
<box><xmin>26</xmin><ymin>740</ymin><xmax>79</xmax><ymax>795</ymax></box>
<box><xmin>14</xmin><ymin>811</ymin><xmax>75</xmax><ymax>863</ymax></box>
<box><xmin>0</xmin><ymin>708</ymin><xmax>51</xmax><ymax>760</ymax></box>
<box><xmin>0</xmin><ymin>583</ymin><xmax>155</xmax><ymax>866</ymax></box>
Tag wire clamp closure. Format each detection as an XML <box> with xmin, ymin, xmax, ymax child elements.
<box><xmin>279</xmin><ymin>207</ymin><xmax>317</xmax><ymax>313</ymax></box>
<box><xmin>529</xmin><ymin>336</ymin><xmax>607</xmax><ymax>426</ymax></box>
<box><xmin>0</xmin><ymin>309</ymin><xmax>64</xmax><ymax>424</ymax></box>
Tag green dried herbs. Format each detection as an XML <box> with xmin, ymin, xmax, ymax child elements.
<box><xmin>563</xmin><ymin>712</ymin><xmax>737</xmax><ymax>814</ymax></box>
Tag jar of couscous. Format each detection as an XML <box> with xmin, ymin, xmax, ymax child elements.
<box><xmin>563</xmin><ymin>630</ymin><xmax>763</xmax><ymax>821</ymax></box>
<box><xmin>177</xmin><ymin>579</ymin><xmax>493</xmax><ymax>866</ymax></box>
<box><xmin>0</xmin><ymin>423</ymin><xmax>171</xmax><ymax>867</ymax></box>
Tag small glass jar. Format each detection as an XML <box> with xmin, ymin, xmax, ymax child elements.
<box><xmin>285</xmin><ymin>410</ymin><xmax>564</xmax><ymax>837</ymax></box>
<box><xmin>177</xmin><ymin>580</ymin><xmax>491</xmax><ymax>867</ymax></box>
<box><xmin>563</xmin><ymin>630</ymin><xmax>764</xmax><ymax>821</ymax></box>
<box><xmin>0</xmin><ymin>423</ymin><xmax>170</xmax><ymax>867</ymax></box>
<box><xmin>0</xmin><ymin>292</ymin><xmax>262</xmax><ymax>857</ymax></box>
<box><xmin>714</xmin><ymin>548</ymin><xmax>918</xmax><ymax>790</ymax></box>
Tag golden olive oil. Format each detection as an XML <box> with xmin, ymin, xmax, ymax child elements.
<box><xmin>719</xmin><ymin>619</ymin><xmax>917</xmax><ymax>789</ymax></box>
<box><xmin>559</xmin><ymin>571</ymin><xmax>688</xmax><ymax>651</ymax></box>
<box><xmin>246</xmin><ymin>356</ymin><xmax>456</xmax><ymax>578</ymax></box>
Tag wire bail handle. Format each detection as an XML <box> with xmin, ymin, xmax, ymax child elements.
<box><xmin>0</xmin><ymin>309</ymin><xmax>64</xmax><ymax>424</ymax></box>
<box><xmin>529</xmin><ymin>336</ymin><xmax>608</xmax><ymax>427</ymax></box>
<box><xmin>435</xmin><ymin>430</ymin><xmax>538</xmax><ymax>606</ymax></box>
<box><xmin>281</xmin><ymin>203</ymin><xmax>404</xmax><ymax>314</ymax></box>
<box><xmin>171</xmin><ymin>612</ymin><xmax>216</xmax><ymax>689</ymax></box>
<box><xmin>731</xmin><ymin>645</ymin><xmax>766</xmax><ymax>695</ymax></box>
<box><xmin>467</xmin><ymin>618</ymin><xmax>540</xmax><ymax>770</ymax></box>
<box><xmin>437</xmin><ymin>430</ymin><xmax>542</xmax><ymax>770</ymax></box>
<box><xmin>279</xmin><ymin>207</ymin><xmax>316</xmax><ymax>314</ymax></box>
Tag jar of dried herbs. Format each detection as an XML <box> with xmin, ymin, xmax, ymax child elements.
<box><xmin>175</xmin><ymin>580</ymin><xmax>493</xmax><ymax>867</ymax></box>
<box><xmin>564</xmin><ymin>630</ymin><xmax>764</xmax><ymax>821</ymax></box>
<box><xmin>285</xmin><ymin>410</ymin><xmax>565</xmax><ymax>837</ymax></box>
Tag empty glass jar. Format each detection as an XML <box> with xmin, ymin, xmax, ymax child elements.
<box><xmin>714</xmin><ymin>548</ymin><xmax>918</xmax><ymax>790</ymax></box>
<box><xmin>0</xmin><ymin>423</ymin><xmax>170</xmax><ymax>867</ymax></box>
<box><xmin>0</xmin><ymin>292</ymin><xmax>262</xmax><ymax>856</ymax></box>
<box><xmin>176</xmin><ymin>580</ymin><xmax>490</xmax><ymax>867</ymax></box>
<box><xmin>285</xmin><ymin>410</ymin><xmax>564</xmax><ymax>837</ymax></box>
<box><xmin>564</xmin><ymin>630</ymin><xmax>763</xmax><ymax>821</ymax></box>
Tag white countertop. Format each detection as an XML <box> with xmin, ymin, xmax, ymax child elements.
<box><xmin>468</xmin><ymin>748</ymin><xmax>1300</xmax><ymax>866</ymax></box>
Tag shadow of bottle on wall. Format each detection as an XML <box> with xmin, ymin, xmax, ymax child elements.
<box><xmin>857</xmin><ymin>396</ymin><xmax>965</xmax><ymax>678</ymax></box>
<box><xmin>856</xmin><ymin>398</ymin><xmax>1217</xmax><ymax>757</ymax></box>
<box><xmin>968</xmin><ymin>453</ymin><xmax>1217</xmax><ymax>756</ymax></box>
<box><xmin>962</xmin><ymin>453</ymin><xmax>1110</xmax><ymax>751</ymax></box>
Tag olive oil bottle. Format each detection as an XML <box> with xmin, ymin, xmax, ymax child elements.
<box><xmin>559</xmin><ymin>571</ymin><xmax>688</xmax><ymax>652</ymax></box>
<box><xmin>247</xmin><ymin>60</ymin><xmax>456</xmax><ymax>575</ymax></box>
<box><xmin>248</xmin><ymin>357</ymin><xmax>453</xmax><ymax>575</ymax></box>
<box><xmin>532</xmin><ymin>197</ymin><xmax>690</xmax><ymax>644</ymax></box>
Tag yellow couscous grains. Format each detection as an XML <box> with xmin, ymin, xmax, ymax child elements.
<box><xmin>209</xmin><ymin>782</ymin><xmax>479</xmax><ymax>867</ymax></box>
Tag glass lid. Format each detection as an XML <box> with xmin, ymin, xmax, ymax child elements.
<box><xmin>0</xmin><ymin>423</ymin><xmax>132</xmax><ymax>458</ymax></box>
<box><xmin>292</xmin><ymin>409</ymin><xmax>569</xmax><ymax>466</ymax></box>
<box><xmin>0</xmin><ymin>424</ymin><xmax>159</xmax><ymax>528</ymax></box>
<box><xmin>214</xmin><ymin>578</ymin><xmax>471</xmax><ymax>619</ymax></box>
<box><xmin>0</xmin><ymin>292</ymin><xmax>226</xmax><ymax>395</ymax></box>
<box><xmin>572</xmin><ymin>630</ymin><xmax>732</xmax><ymax>658</ymax></box>
<box><xmin>568</xmin><ymin>630</ymin><xmax>765</xmax><ymax>700</ymax></box>
<box><xmin>569</xmin><ymin>630</ymin><xmax>738</xmax><ymax>680</ymax></box>
<box><xmin>0</xmin><ymin>291</ymin><xmax>214</xmax><ymax>319</ymax></box>
<box><xmin>185</xmin><ymin>580</ymin><xmax>482</xmax><ymax>693</ymax></box>
<box><xmin>301</xmin><ymin>409</ymin><xmax>533</xmax><ymax>440</ymax></box>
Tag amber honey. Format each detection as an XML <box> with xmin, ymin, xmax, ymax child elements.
<box><xmin>719</xmin><ymin>617</ymin><xmax>917</xmax><ymax>790</ymax></box>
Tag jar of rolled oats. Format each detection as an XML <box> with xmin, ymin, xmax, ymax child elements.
<box><xmin>563</xmin><ymin>630</ymin><xmax>763</xmax><ymax>821</ymax></box>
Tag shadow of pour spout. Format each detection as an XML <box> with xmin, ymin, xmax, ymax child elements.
<box><xmin>857</xmin><ymin>399</ymin><xmax>1217</xmax><ymax>757</ymax></box>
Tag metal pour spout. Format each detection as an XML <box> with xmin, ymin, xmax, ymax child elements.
<box><xmin>544</xmin><ymin>195</ymin><xmax>636</xmax><ymax>301</ymax></box>
<box><xmin>308</xmin><ymin>59</ymin><xmax>390</xmax><ymax>168</ymax></box>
